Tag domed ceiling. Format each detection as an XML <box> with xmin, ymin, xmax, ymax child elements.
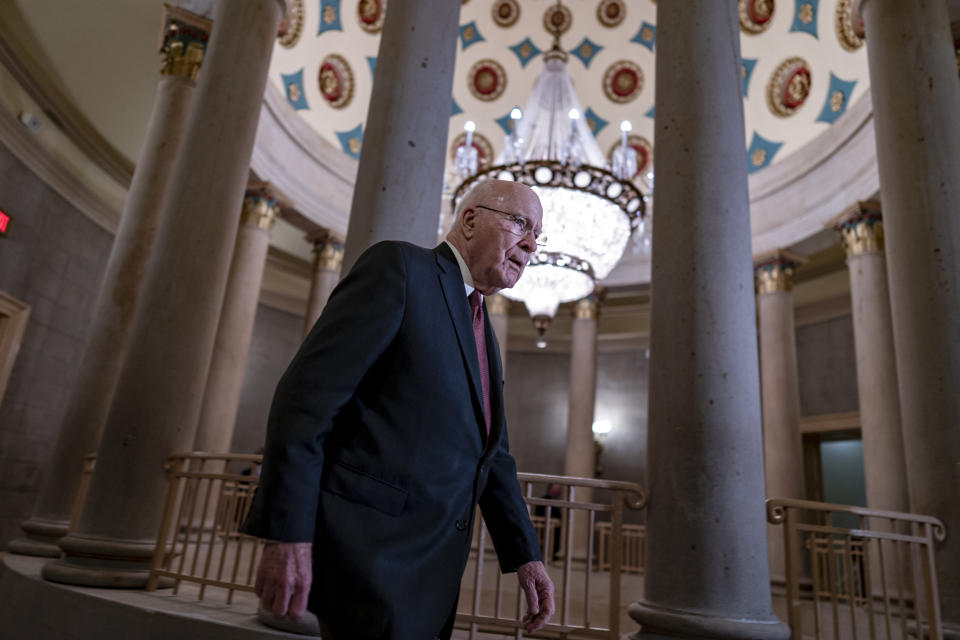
<box><xmin>268</xmin><ymin>0</ymin><xmax>870</xmax><ymax>185</ymax></box>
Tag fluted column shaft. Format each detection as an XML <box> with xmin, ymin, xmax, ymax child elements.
<box><xmin>8</xmin><ymin>8</ymin><xmax>210</xmax><ymax>558</ymax></box>
<box><xmin>755</xmin><ymin>254</ymin><xmax>806</xmax><ymax>583</ymax></box>
<box><xmin>837</xmin><ymin>204</ymin><xmax>909</xmax><ymax>513</ymax></box>
<box><xmin>193</xmin><ymin>186</ymin><xmax>278</xmax><ymax>454</ymax></box>
<box><xmin>302</xmin><ymin>234</ymin><xmax>343</xmax><ymax>338</ymax></box>
<box><xmin>629</xmin><ymin>2</ymin><xmax>788</xmax><ymax>637</ymax></box>
<box><xmin>340</xmin><ymin>0</ymin><xmax>461</xmax><ymax>273</ymax></box>
<box><xmin>43</xmin><ymin>0</ymin><xmax>285</xmax><ymax>588</ymax></box>
<box><xmin>486</xmin><ymin>294</ymin><xmax>509</xmax><ymax>380</ymax></box>
<box><xmin>859</xmin><ymin>0</ymin><xmax>960</xmax><ymax>626</ymax></box>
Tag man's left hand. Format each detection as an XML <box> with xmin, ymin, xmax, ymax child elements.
<box><xmin>517</xmin><ymin>560</ymin><xmax>555</xmax><ymax>632</ymax></box>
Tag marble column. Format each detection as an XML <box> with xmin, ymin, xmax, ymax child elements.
<box><xmin>193</xmin><ymin>184</ymin><xmax>278</xmax><ymax>454</ymax></box>
<box><xmin>858</xmin><ymin>0</ymin><xmax>960</xmax><ymax>628</ymax></box>
<box><xmin>835</xmin><ymin>202</ymin><xmax>910</xmax><ymax>513</ymax></box>
<box><xmin>42</xmin><ymin>0</ymin><xmax>285</xmax><ymax>588</ymax></box>
<box><xmin>755</xmin><ymin>251</ymin><xmax>807</xmax><ymax>583</ymax></box>
<box><xmin>629</xmin><ymin>2</ymin><xmax>788</xmax><ymax>638</ymax></box>
<box><xmin>564</xmin><ymin>294</ymin><xmax>600</xmax><ymax>561</ymax></box>
<box><xmin>8</xmin><ymin>7</ymin><xmax>211</xmax><ymax>558</ymax></box>
<box><xmin>486</xmin><ymin>294</ymin><xmax>509</xmax><ymax>381</ymax></box>
<box><xmin>564</xmin><ymin>295</ymin><xmax>600</xmax><ymax>482</ymax></box>
<box><xmin>340</xmin><ymin>0</ymin><xmax>461</xmax><ymax>273</ymax></box>
<box><xmin>302</xmin><ymin>232</ymin><xmax>343</xmax><ymax>339</ymax></box>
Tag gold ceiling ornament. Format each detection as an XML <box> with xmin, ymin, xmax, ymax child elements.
<box><xmin>597</xmin><ymin>0</ymin><xmax>626</xmax><ymax>28</ymax></box>
<box><xmin>543</xmin><ymin>3</ymin><xmax>573</xmax><ymax>37</ymax></box>
<box><xmin>450</xmin><ymin>130</ymin><xmax>494</xmax><ymax>172</ymax></box>
<box><xmin>467</xmin><ymin>59</ymin><xmax>507</xmax><ymax>102</ymax></box>
<box><xmin>603</xmin><ymin>60</ymin><xmax>644</xmax><ymax>103</ymax></box>
<box><xmin>318</xmin><ymin>54</ymin><xmax>355</xmax><ymax>109</ymax></box>
<box><xmin>278</xmin><ymin>0</ymin><xmax>305</xmax><ymax>48</ymax></box>
<box><xmin>357</xmin><ymin>0</ymin><xmax>387</xmax><ymax>34</ymax></box>
<box><xmin>739</xmin><ymin>0</ymin><xmax>775</xmax><ymax>35</ymax></box>
<box><xmin>492</xmin><ymin>0</ymin><xmax>520</xmax><ymax>28</ymax></box>
<box><xmin>767</xmin><ymin>57</ymin><xmax>812</xmax><ymax>117</ymax></box>
<box><xmin>835</xmin><ymin>0</ymin><xmax>864</xmax><ymax>51</ymax></box>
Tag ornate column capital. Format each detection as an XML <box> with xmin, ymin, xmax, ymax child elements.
<box><xmin>240</xmin><ymin>183</ymin><xmax>279</xmax><ymax>231</ymax></box>
<box><xmin>573</xmin><ymin>287</ymin><xmax>606</xmax><ymax>319</ymax></box>
<box><xmin>835</xmin><ymin>200</ymin><xmax>884</xmax><ymax>256</ymax></box>
<box><xmin>308</xmin><ymin>231</ymin><xmax>345</xmax><ymax>273</ymax></box>
<box><xmin>486</xmin><ymin>294</ymin><xmax>509</xmax><ymax>316</ymax></box>
<box><xmin>160</xmin><ymin>6</ymin><xmax>212</xmax><ymax>81</ymax></box>
<box><xmin>754</xmin><ymin>250</ymin><xmax>805</xmax><ymax>294</ymax></box>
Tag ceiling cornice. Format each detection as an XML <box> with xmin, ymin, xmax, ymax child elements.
<box><xmin>0</xmin><ymin>6</ymin><xmax>134</xmax><ymax>187</ymax></box>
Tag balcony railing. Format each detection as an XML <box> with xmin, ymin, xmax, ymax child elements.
<box><xmin>767</xmin><ymin>497</ymin><xmax>947</xmax><ymax>640</ymax></box>
<box><xmin>456</xmin><ymin>473</ymin><xmax>647</xmax><ymax>639</ymax></box>
<box><xmin>146</xmin><ymin>454</ymin><xmax>647</xmax><ymax>639</ymax></box>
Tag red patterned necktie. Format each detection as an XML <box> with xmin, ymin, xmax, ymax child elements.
<box><xmin>468</xmin><ymin>290</ymin><xmax>491</xmax><ymax>434</ymax></box>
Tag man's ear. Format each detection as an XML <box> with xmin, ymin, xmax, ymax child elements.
<box><xmin>461</xmin><ymin>207</ymin><xmax>478</xmax><ymax>238</ymax></box>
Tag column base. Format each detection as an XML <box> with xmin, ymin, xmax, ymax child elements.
<box><xmin>628</xmin><ymin>601</ymin><xmax>790</xmax><ymax>640</ymax></box>
<box><xmin>257</xmin><ymin>606</ymin><xmax>323</xmax><ymax>636</ymax></box>
<box><xmin>7</xmin><ymin>517</ymin><xmax>69</xmax><ymax>558</ymax></box>
<box><xmin>41</xmin><ymin>533</ymin><xmax>171</xmax><ymax>589</ymax></box>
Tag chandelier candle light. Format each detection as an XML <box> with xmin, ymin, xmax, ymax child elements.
<box><xmin>453</xmin><ymin>6</ymin><xmax>645</xmax><ymax>344</ymax></box>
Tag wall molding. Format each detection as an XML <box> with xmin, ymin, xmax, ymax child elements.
<box><xmin>749</xmin><ymin>92</ymin><xmax>879</xmax><ymax>255</ymax></box>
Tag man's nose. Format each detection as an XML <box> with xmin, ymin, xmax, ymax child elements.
<box><xmin>518</xmin><ymin>228</ymin><xmax>537</xmax><ymax>251</ymax></box>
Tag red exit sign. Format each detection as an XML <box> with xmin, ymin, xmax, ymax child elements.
<box><xmin>0</xmin><ymin>209</ymin><xmax>9</xmax><ymax>235</ymax></box>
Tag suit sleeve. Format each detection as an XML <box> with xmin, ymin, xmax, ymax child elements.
<box><xmin>478</xmin><ymin>432</ymin><xmax>543</xmax><ymax>573</ymax></box>
<box><xmin>477</xmin><ymin>328</ymin><xmax>542</xmax><ymax>572</ymax></box>
<box><xmin>242</xmin><ymin>242</ymin><xmax>407</xmax><ymax>542</ymax></box>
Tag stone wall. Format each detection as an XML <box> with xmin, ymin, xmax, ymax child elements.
<box><xmin>229</xmin><ymin>304</ymin><xmax>303</xmax><ymax>455</ymax></box>
<box><xmin>796</xmin><ymin>315</ymin><xmax>859</xmax><ymax>416</ymax></box>
<box><xmin>0</xmin><ymin>144</ymin><xmax>112</xmax><ymax>548</ymax></box>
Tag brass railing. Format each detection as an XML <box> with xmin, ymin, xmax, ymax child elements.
<box><xmin>595</xmin><ymin>522</ymin><xmax>644</xmax><ymax>574</ymax></box>
<box><xmin>455</xmin><ymin>473</ymin><xmax>647</xmax><ymax>639</ymax></box>
<box><xmin>145</xmin><ymin>455</ymin><xmax>647</xmax><ymax>640</ymax></box>
<box><xmin>767</xmin><ymin>498</ymin><xmax>946</xmax><ymax>640</ymax></box>
<box><xmin>146</xmin><ymin>453</ymin><xmax>265</xmax><ymax>602</ymax></box>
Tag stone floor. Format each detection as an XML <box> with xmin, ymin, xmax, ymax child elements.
<box><xmin>1</xmin><ymin>552</ymin><xmax>926</xmax><ymax>639</ymax></box>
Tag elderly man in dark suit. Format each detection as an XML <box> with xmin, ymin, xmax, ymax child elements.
<box><xmin>243</xmin><ymin>179</ymin><xmax>555</xmax><ymax>639</ymax></box>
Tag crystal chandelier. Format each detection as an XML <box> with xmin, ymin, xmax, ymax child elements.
<box><xmin>452</xmin><ymin>6</ymin><xmax>645</xmax><ymax>345</ymax></box>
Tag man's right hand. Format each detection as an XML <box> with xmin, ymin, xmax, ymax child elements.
<box><xmin>254</xmin><ymin>542</ymin><xmax>313</xmax><ymax>619</ymax></box>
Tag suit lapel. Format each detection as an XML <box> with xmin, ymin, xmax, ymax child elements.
<box><xmin>435</xmin><ymin>245</ymin><xmax>487</xmax><ymax>441</ymax></box>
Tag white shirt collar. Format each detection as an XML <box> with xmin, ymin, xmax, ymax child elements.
<box><xmin>444</xmin><ymin>240</ymin><xmax>478</xmax><ymax>297</ymax></box>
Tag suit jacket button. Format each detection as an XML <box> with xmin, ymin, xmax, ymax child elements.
<box><xmin>455</xmin><ymin>519</ymin><xmax>467</xmax><ymax>531</ymax></box>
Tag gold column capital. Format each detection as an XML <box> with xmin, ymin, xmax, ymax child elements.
<box><xmin>159</xmin><ymin>5</ymin><xmax>212</xmax><ymax>81</ymax></box>
<box><xmin>835</xmin><ymin>200</ymin><xmax>884</xmax><ymax>256</ymax></box>
<box><xmin>486</xmin><ymin>294</ymin><xmax>509</xmax><ymax>316</ymax></box>
<box><xmin>240</xmin><ymin>183</ymin><xmax>279</xmax><ymax>231</ymax></box>
<box><xmin>754</xmin><ymin>250</ymin><xmax>805</xmax><ymax>294</ymax></box>
<box><xmin>573</xmin><ymin>286</ymin><xmax>606</xmax><ymax>319</ymax></box>
<box><xmin>308</xmin><ymin>231</ymin><xmax>344</xmax><ymax>273</ymax></box>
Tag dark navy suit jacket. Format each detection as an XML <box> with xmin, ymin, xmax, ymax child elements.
<box><xmin>243</xmin><ymin>241</ymin><xmax>541</xmax><ymax>639</ymax></box>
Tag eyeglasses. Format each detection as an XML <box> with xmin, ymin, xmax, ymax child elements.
<box><xmin>474</xmin><ymin>205</ymin><xmax>548</xmax><ymax>248</ymax></box>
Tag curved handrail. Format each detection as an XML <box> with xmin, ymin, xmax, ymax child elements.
<box><xmin>766</xmin><ymin>497</ymin><xmax>946</xmax><ymax>542</ymax></box>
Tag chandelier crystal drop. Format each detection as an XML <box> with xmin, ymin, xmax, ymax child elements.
<box><xmin>452</xmin><ymin>4</ymin><xmax>645</xmax><ymax>341</ymax></box>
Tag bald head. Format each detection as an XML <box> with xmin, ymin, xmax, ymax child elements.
<box><xmin>447</xmin><ymin>180</ymin><xmax>543</xmax><ymax>295</ymax></box>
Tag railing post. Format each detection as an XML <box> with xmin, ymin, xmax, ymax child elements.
<box><xmin>146</xmin><ymin>456</ymin><xmax>184</xmax><ymax>591</ymax></box>
<box><xmin>609</xmin><ymin>490</ymin><xmax>622</xmax><ymax>638</ymax></box>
